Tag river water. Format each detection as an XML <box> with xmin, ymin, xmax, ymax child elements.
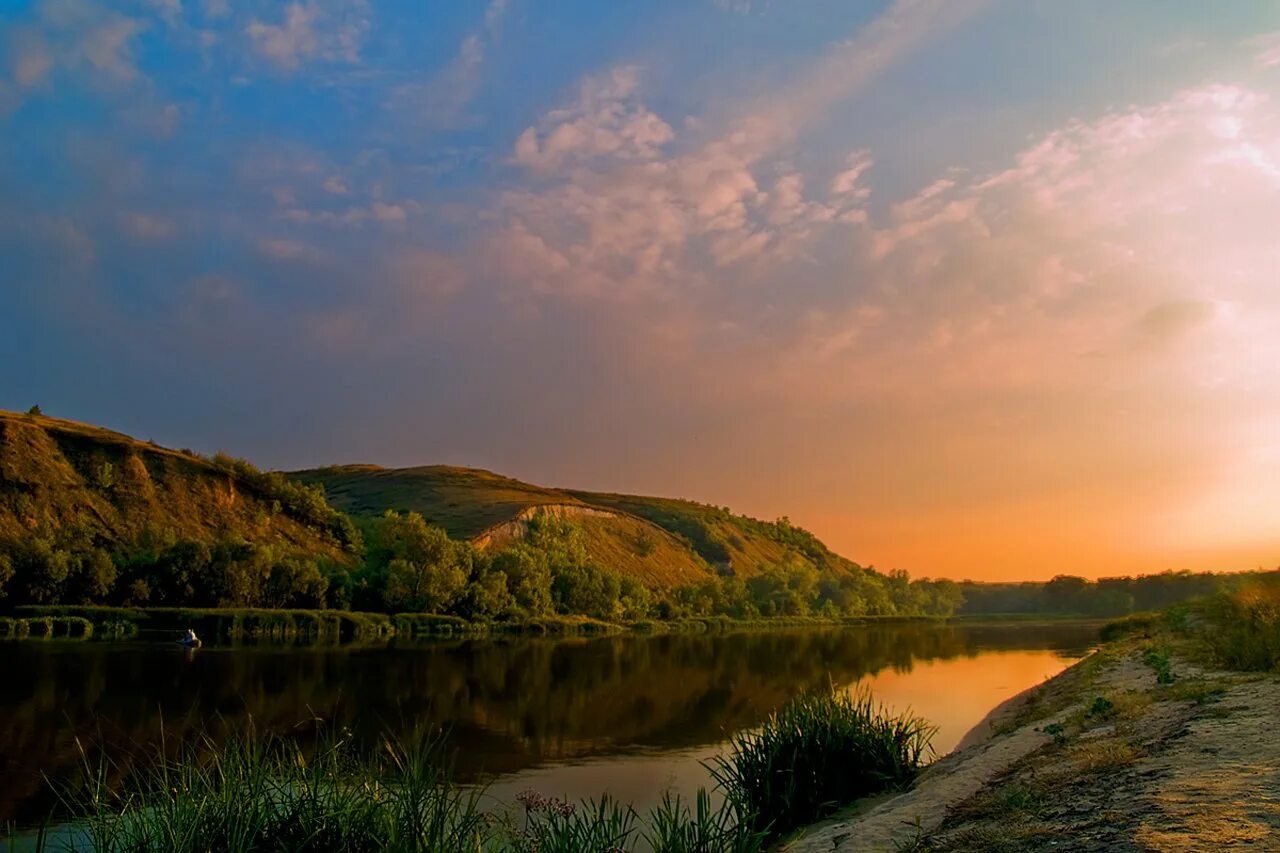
<box><xmin>0</xmin><ymin>621</ymin><xmax>1099</xmax><ymax>828</ymax></box>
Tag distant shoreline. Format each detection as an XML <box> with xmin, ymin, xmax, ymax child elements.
<box><xmin>0</xmin><ymin>604</ymin><xmax>1104</xmax><ymax>645</ymax></box>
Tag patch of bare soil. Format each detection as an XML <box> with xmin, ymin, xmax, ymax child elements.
<box><xmin>786</xmin><ymin>643</ymin><xmax>1280</xmax><ymax>852</ymax></box>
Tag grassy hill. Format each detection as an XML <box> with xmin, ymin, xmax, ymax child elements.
<box><xmin>2</xmin><ymin>411</ymin><xmax>927</xmax><ymax>619</ymax></box>
<box><xmin>0</xmin><ymin>410</ymin><xmax>354</xmax><ymax>563</ymax></box>
<box><xmin>292</xmin><ymin>465</ymin><xmax>862</xmax><ymax>585</ymax></box>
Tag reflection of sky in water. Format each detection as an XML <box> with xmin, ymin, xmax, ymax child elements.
<box><xmin>482</xmin><ymin>648</ymin><xmax>1083</xmax><ymax>814</ymax></box>
<box><xmin>0</xmin><ymin>624</ymin><xmax>1096</xmax><ymax>831</ymax></box>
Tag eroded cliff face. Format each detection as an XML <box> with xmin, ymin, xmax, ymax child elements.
<box><xmin>0</xmin><ymin>411</ymin><xmax>347</xmax><ymax>559</ymax></box>
<box><xmin>472</xmin><ymin>503</ymin><xmax>718</xmax><ymax>588</ymax></box>
<box><xmin>471</xmin><ymin>503</ymin><xmax>621</xmax><ymax>548</ymax></box>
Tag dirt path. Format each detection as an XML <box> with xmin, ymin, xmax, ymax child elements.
<box><xmin>785</xmin><ymin>642</ymin><xmax>1280</xmax><ymax>852</ymax></box>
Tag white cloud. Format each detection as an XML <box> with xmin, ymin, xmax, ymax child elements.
<box><xmin>511</xmin><ymin>66</ymin><xmax>675</xmax><ymax>172</ymax></box>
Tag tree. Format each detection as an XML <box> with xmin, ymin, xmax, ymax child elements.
<box><xmin>263</xmin><ymin>557</ymin><xmax>328</xmax><ymax>609</ymax></box>
<box><xmin>491</xmin><ymin>544</ymin><xmax>553</xmax><ymax>615</ymax></box>
<box><xmin>0</xmin><ymin>553</ymin><xmax>13</xmax><ymax>600</ymax></box>
<box><xmin>377</xmin><ymin>513</ymin><xmax>468</xmax><ymax>612</ymax></box>
<box><xmin>15</xmin><ymin>539</ymin><xmax>72</xmax><ymax>603</ymax></box>
<box><xmin>465</xmin><ymin>569</ymin><xmax>514</xmax><ymax>619</ymax></box>
<box><xmin>26</xmin><ymin>405</ymin><xmax>41</xmax><ymax>416</ymax></box>
<box><xmin>73</xmin><ymin>549</ymin><xmax>117</xmax><ymax>602</ymax></box>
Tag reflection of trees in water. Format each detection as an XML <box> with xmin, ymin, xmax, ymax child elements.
<box><xmin>0</xmin><ymin>623</ymin><xmax>1096</xmax><ymax>826</ymax></box>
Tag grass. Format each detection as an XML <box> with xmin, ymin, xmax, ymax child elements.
<box><xmin>711</xmin><ymin>684</ymin><xmax>934</xmax><ymax>842</ymax></box>
<box><xmin>11</xmin><ymin>685</ymin><xmax>930</xmax><ymax>851</ymax></box>
<box><xmin>1199</xmin><ymin>582</ymin><xmax>1280</xmax><ymax>672</ymax></box>
<box><xmin>1142</xmin><ymin>646</ymin><xmax>1177</xmax><ymax>684</ymax></box>
<box><xmin>0</xmin><ymin>615</ymin><xmax>94</xmax><ymax>641</ymax></box>
<box><xmin>15</xmin><ymin>727</ymin><xmax>770</xmax><ymax>853</ymax></box>
<box><xmin>0</xmin><ymin>410</ymin><xmax>350</xmax><ymax>566</ymax></box>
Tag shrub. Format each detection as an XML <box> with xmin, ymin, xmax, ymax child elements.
<box><xmin>711</xmin><ymin>685</ymin><xmax>933</xmax><ymax>840</ymax></box>
<box><xmin>1201</xmin><ymin>583</ymin><xmax>1280</xmax><ymax>672</ymax></box>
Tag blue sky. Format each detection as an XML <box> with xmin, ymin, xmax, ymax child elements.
<box><xmin>4</xmin><ymin>0</ymin><xmax>1280</xmax><ymax>578</ymax></box>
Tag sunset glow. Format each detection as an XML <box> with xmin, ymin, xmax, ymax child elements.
<box><xmin>5</xmin><ymin>1</ymin><xmax>1280</xmax><ymax>580</ymax></box>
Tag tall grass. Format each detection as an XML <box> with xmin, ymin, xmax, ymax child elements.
<box><xmin>56</xmin><ymin>729</ymin><xmax>490</xmax><ymax>852</ymax></box>
<box><xmin>19</xmin><ymin>687</ymin><xmax>934</xmax><ymax>850</ymax></box>
<box><xmin>24</xmin><ymin>728</ymin><xmax>768</xmax><ymax>852</ymax></box>
<box><xmin>1202</xmin><ymin>582</ymin><xmax>1280</xmax><ymax>672</ymax></box>
<box><xmin>711</xmin><ymin>685</ymin><xmax>934</xmax><ymax>841</ymax></box>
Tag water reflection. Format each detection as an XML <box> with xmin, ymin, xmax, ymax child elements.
<box><xmin>0</xmin><ymin>622</ymin><xmax>1098</xmax><ymax>826</ymax></box>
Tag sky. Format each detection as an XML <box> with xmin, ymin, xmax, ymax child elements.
<box><xmin>3</xmin><ymin>0</ymin><xmax>1280</xmax><ymax>581</ymax></box>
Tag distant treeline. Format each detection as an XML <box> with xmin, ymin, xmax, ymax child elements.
<box><xmin>957</xmin><ymin>570</ymin><xmax>1279</xmax><ymax>617</ymax></box>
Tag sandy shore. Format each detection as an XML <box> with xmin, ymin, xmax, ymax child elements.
<box><xmin>785</xmin><ymin>639</ymin><xmax>1280</xmax><ymax>851</ymax></box>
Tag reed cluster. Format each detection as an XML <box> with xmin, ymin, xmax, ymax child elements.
<box><xmin>711</xmin><ymin>685</ymin><xmax>934</xmax><ymax>841</ymax></box>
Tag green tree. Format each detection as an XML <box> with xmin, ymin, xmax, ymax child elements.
<box><xmin>466</xmin><ymin>569</ymin><xmax>515</xmax><ymax>619</ymax></box>
<box><xmin>0</xmin><ymin>553</ymin><xmax>13</xmax><ymax>600</ymax></box>
<box><xmin>491</xmin><ymin>544</ymin><xmax>554</xmax><ymax>615</ymax></box>
<box><xmin>376</xmin><ymin>513</ymin><xmax>468</xmax><ymax>612</ymax></box>
<box><xmin>263</xmin><ymin>557</ymin><xmax>328</xmax><ymax>608</ymax></box>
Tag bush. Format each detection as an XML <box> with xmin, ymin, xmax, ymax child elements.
<box><xmin>1201</xmin><ymin>583</ymin><xmax>1280</xmax><ymax>672</ymax></box>
<box><xmin>711</xmin><ymin>685</ymin><xmax>933</xmax><ymax>840</ymax></box>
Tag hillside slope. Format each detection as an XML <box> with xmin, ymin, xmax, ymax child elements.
<box><xmin>293</xmin><ymin>465</ymin><xmax>861</xmax><ymax>583</ymax></box>
<box><xmin>292</xmin><ymin>465</ymin><xmax>719</xmax><ymax>587</ymax></box>
<box><xmin>0</xmin><ymin>410</ymin><xmax>353</xmax><ymax>562</ymax></box>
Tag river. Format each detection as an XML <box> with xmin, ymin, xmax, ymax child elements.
<box><xmin>0</xmin><ymin>620</ymin><xmax>1099</xmax><ymax>830</ymax></box>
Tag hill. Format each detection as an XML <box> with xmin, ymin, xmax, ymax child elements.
<box><xmin>0</xmin><ymin>410</ymin><xmax>357</xmax><ymax>604</ymax></box>
<box><xmin>291</xmin><ymin>465</ymin><xmax>860</xmax><ymax>586</ymax></box>
<box><xmin>1</xmin><ymin>411</ymin><xmax>962</xmax><ymax>620</ymax></box>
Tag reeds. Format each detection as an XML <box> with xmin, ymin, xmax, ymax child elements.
<box><xmin>710</xmin><ymin>685</ymin><xmax>934</xmax><ymax>841</ymax></box>
<box><xmin>25</xmin><ymin>728</ymin><xmax>769</xmax><ymax>852</ymax></box>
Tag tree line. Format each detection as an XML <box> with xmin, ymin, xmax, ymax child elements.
<box><xmin>0</xmin><ymin>511</ymin><xmax>965</xmax><ymax>621</ymax></box>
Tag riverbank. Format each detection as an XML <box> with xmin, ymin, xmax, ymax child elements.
<box><xmin>0</xmin><ymin>604</ymin><xmax>983</xmax><ymax>644</ymax></box>
<box><xmin>785</xmin><ymin>613</ymin><xmax>1280</xmax><ymax>850</ymax></box>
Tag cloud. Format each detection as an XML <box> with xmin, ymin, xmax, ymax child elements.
<box><xmin>120</xmin><ymin>212</ymin><xmax>177</xmax><ymax>240</ymax></box>
<box><xmin>258</xmin><ymin>238</ymin><xmax>323</xmax><ymax>261</ymax></box>
<box><xmin>246</xmin><ymin>4</ymin><xmax>319</xmax><ymax>69</ymax></box>
<box><xmin>390</xmin><ymin>0</ymin><xmax>510</xmax><ymax>132</ymax></box>
<box><xmin>1138</xmin><ymin>299</ymin><xmax>1216</xmax><ymax>344</ymax></box>
<box><xmin>245</xmin><ymin>1</ymin><xmax>368</xmax><ymax>70</ymax></box>
<box><xmin>497</xmin><ymin>0</ymin><xmax>986</xmax><ymax>295</ymax></box>
<box><xmin>322</xmin><ymin>175</ymin><xmax>349</xmax><ymax>195</ymax></box>
<box><xmin>1253</xmin><ymin>31</ymin><xmax>1280</xmax><ymax>68</ymax></box>
<box><xmin>511</xmin><ymin>66</ymin><xmax>675</xmax><ymax>172</ymax></box>
<box><xmin>0</xmin><ymin>0</ymin><xmax>149</xmax><ymax>112</ymax></box>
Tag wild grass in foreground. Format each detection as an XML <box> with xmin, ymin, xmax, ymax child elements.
<box><xmin>711</xmin><ymin>685</ymin><xmax>934</xmax><ymax>842</ymax></box>
<box><xmin>22</xmin><ymin>728</ymin><xmax>768</xmax><ymax>852</ymax></box>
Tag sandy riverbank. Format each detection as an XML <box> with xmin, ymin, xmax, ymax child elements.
<box><xmin>785</xmin><ymin>638</ymin><xmax>1280</xmax><ymax>851</ymax></box>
